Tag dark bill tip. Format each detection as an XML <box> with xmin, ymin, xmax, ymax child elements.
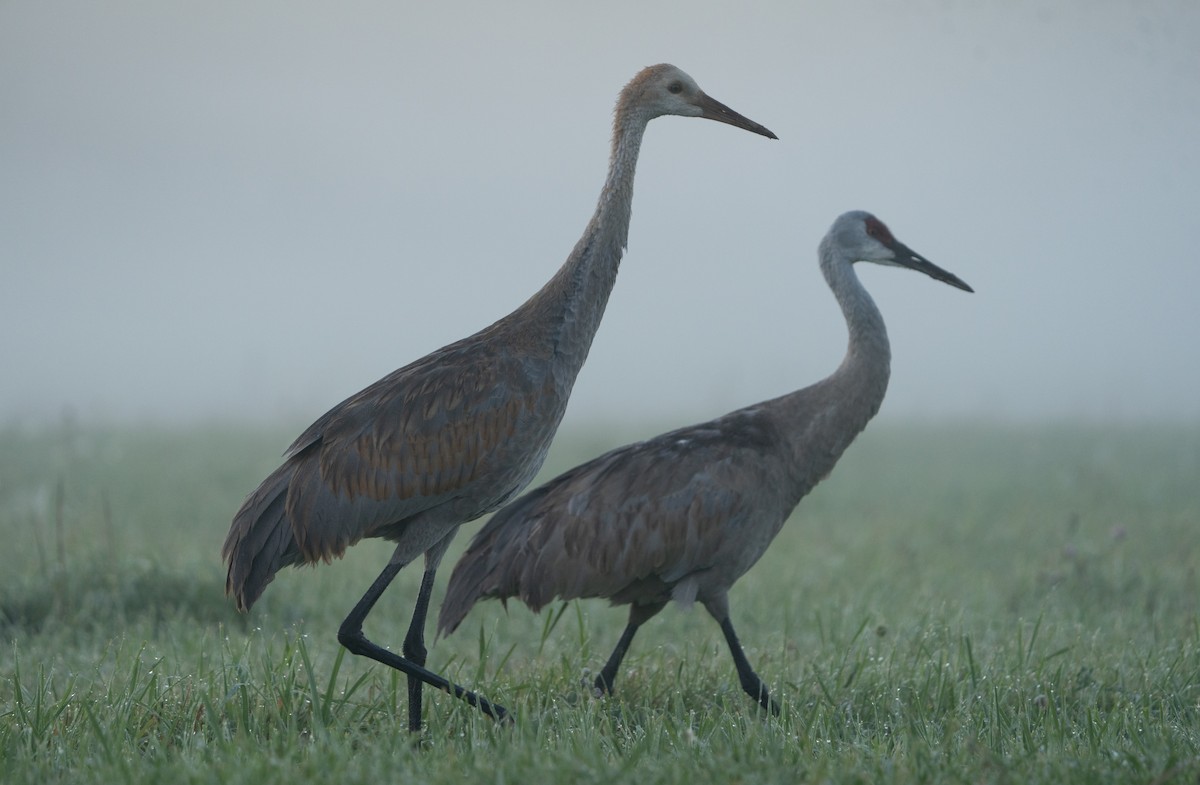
<box><xmin>695</xmin><ymin>92</ymin><xmax>778</xmax><ymax>139</ymax></box>
<box><xmin>898</xmin><ymin>244</ymin><xmax>974</xmax><ymax>293</ymax></box>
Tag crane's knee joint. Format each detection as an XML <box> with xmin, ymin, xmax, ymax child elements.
<box><xmin>337</xmin><ymin>622</ymin><xmax>366</xmax><ymax>652</ymax></box>
<box><xmin>402</xmin><ymin>639</ymin><xmax>428</xmax><ymax>665</ymax></box>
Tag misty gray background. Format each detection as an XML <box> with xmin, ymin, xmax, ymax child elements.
<box><xmin>3</xmin><ymin>1</ymin><xmax>1198</xmax><ymax>429</ymax></box>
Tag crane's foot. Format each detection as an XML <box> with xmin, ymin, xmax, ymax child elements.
<box><xmin>592</xmin><ymin>671</ymin><xmax>617</xmax><ymax>699</ymax></box>
<box><xmin>338</xmin><ymin>626</ymin><xmax>513</xmax><ymax>728</ymax></box>
<box><xmin>740</xmin><ymin>679</ymin><xmax>780</xmax><ymax>717</ymax></box>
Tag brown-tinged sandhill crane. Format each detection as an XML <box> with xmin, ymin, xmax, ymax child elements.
<box><xmin>439</xmin><ymin>211</ymin><xmax>972</xmax><ymax>713</ymax></box>
<box><xmin>221</xmin><ymin>64</ymin><xmax>776</xmax><ymax>733</ymax></box>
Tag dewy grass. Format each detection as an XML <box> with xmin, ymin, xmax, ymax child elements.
<box><xmin>0</xmin><ymin>420</ymin><xmax>1198</xmax><ymax>784</ymax></box>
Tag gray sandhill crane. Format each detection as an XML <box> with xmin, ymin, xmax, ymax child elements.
<box><xmin>438</xmin><ymin>211</ymin><xmax>972</xmax><ymax>713</ymax></box>
<box><xmin>221</xmin><ymin>64</ymin><xmax>776</xmax><ymax>733</ymax></box>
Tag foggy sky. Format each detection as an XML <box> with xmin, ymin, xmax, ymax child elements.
<box><xmin>2</xmin><ymin>0</ymin><xmax>1198</xmax><ymax>428</ymax></box>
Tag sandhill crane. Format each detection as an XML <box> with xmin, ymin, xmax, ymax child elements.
<box><xmin>438</xmin><ymin>211</ymin><xmax>972</xmax><ymax>713</ymax></box>
<box><xmin>221</xmin><ymin>64</ymin><xmax>776</xmax><ymax>732</ymax></box>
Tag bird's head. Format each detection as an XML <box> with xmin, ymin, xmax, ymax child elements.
<box><xmin>617</xmin><ymin>64</ymin><xmax>777</xmax><ymax>139</ymax></box>
<box><xmin>828</xmin><ymin>211</ymin><xmax>973</xmax><ymax>292</ymax></box>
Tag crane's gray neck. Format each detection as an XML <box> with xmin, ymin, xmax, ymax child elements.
<box><xmin>822</xmin><ymin>239</ymin><xmax>891</xmax><ymax>387</ymax></box>
<box><xmin>519</xmin><ymin>109</ymin><xmax>650</xmax><ymax>373</ymax></box>
<box><xmin>769</xmin><ymin>239</ymin><xmax>892</xmax><ymax>500</ymax></box>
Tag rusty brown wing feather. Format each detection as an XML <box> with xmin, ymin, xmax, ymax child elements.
<box><xmin>224</xmin><ymin>338</ymin><xmax>558</xmax><ymax>609</ymax></box>
<box><xmin>221</xmin><ymin>462</ymin><xmax>302</xmax><ymax>611</ymax></box>
<box><xmin>438</xmin><ymin>409</ymin><xmax>785</xmax><ymax>635</ymax></box>
<box><xmin>285</xmin><ymin>348</ymin><xmax>555</xmax><ymax>560</ymax></box>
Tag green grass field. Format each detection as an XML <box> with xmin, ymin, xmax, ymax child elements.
<box><xmin>1</xmin><ymin>420</ymin><xmax>1197</xmax><ymax>783</ymax></box>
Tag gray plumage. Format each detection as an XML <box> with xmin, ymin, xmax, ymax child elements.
<box><xmin>438</xmin><ymin>210</ymin><xmax>973</xmax><ymax>713</ymax></box>
<box><xmin>220</xmin><ymin>63</ymin><xmax>776</xmax><ymax>732</ymax></box>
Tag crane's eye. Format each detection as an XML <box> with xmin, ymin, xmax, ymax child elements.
<box><xmin>667</xmin><ymin>81</ymin><xmax>683</xmax><ymax>94</ymax></box>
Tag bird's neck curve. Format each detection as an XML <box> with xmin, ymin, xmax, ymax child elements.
<box><xmin>824</xmin><ymin>243</ymin><xmax>892</xmax><ymax>392</ymax></box>
<box><xmin>770</xmin><ymin>242</ymin><xmax>892</xmax><ymax>498</ymax></box>
<box><xmin>516</xmin><ymin>106</ymin><xmax>651</xmax><ymax>374</ymax></box>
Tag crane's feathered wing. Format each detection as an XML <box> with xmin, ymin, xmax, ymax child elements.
<box><xmin>222</xmin><ymin>331</ymin><xmax>558</xmax><ymax>612</ymax></box>
<box><xmin>438</xmin><ymin>407</ymin><xmax>793</xmax><ymax>635</ymax></box>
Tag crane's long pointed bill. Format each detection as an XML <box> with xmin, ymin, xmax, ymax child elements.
<box><xmin>897</xmin><ymin>244</ymin><xmax>974</xmax><ymax>292</ymax></box>
<box><xmin>695</xmin><ymin>92</ymin><xmax>778</xmax><ymax>139</ymax></box>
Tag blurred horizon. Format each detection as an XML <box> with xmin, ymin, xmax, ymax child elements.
<box><xmin>3</xmin><ymin>1</ymin><xmax>1199</xmax><ymax>429</ymax></box>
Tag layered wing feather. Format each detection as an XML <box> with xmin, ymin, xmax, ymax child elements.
<box><xmin>438</xmin><ymin>408</ymin><xmax>790</xmax><ymax>634</ymax></box>
<box><xmin>223</xmin><ymin>334</ymin><xmax>558</xmax><ymax>610</ymax></box>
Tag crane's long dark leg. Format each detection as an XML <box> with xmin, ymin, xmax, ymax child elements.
<box><xmin>400</xmin><ymin>566</ymin><xmax>437</xmax><ymax>732</ymax></box>
<box><xmin>337</xmin><ymin>559</ymin><xmax>510</xmax><ymax>731</ymax></box>
<box><xmin>716</xmin><ymin>616</ymin><xmax>779</xmax><ymax>715</ymax></box>
<box><xmin>594</xmin><ymin>601</ymin><xmax>666</xmax><ymax>696</ymax></box>
<box><xmin>703</xmin><ymin>594</ymin><xmax>778</xmax><ymax>715</ymax></box>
